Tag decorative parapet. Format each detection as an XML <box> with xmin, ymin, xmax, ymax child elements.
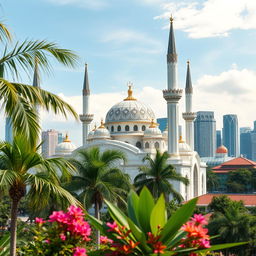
<box><xmin>163</xmin><ymin>89</ymin><xmax>183</xmax><ymax>103</ymax></box>
<box><xmin>79</xmin><ymin>114</ymin><xmax>94</xmax><ymax>123</ymax></box>
<box><xmin>182</xmin><ymin>112</ymin><xmax>197</xmax><ymax>121</ymax></box>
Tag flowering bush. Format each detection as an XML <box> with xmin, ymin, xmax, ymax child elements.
<box><xmin>87</xmin><ymin>187</ymin><xmax>246</xmax><ymax>256</ymax></box>
<box><xmin>19</xmin><ymin>205</ymin><xmax>91</xmax><ymax>256</ymax></box>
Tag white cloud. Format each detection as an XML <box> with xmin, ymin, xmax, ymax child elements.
<box><xmin>155</xmin><ymin>0</ymin><xmax>256</xmax><ymax>38</ymax></box>
<box><xmin>45</xmin><ymin>0</ymin><xmax>107</xmax><ymax>9</ymax></box>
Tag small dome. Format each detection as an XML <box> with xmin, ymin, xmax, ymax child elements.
<box><xmin>179</xmin><ymin>136</ymin><xmax>192</xmax><ymax>152</ymax></box>
<box><xmin>93</xmin><ymin>120</ymin><xmax>111</xmax><ymax>139</ymax></box>
<box><xmin>144</xmin><ymin>120</ymin><xmax>162</xmax><ymax>138</ymax></box>
<box><xmin>55</xmin><ymin>134</ymin><xmax>77</xmax><ymax>155</ymax></box>
<box><xmin>216</xmin><ymin>145</ymin><xmax>228</xmax><ymax>154</ymax></box>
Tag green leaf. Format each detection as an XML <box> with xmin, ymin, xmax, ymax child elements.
<box><xmin>150</xmin><ymin>194</ymin><xmax>166</xmax><ymax>234</ymax></box>
<box><xmin>166</xmin><ymin>230</ymin><xmax>187</xmax><ymax>248</ymax></box>
<box><xmin>160</xmin><ymin>197</ymin><xmax>197</xmax><ymax>244</ymax></box>
<box><xmin>127</xmin><ymin>218</ymin><xmax>151</xmax><ymax>254</ymax></box>
<box><xmin>127</xmin><ymin>190</ymin><xmax>140</xmax><ymax>225</ymax></box>
<box><xmin>0</xmin><ymin>232</ymin><xmax>10</xmax><ymax>256</ymax></box>
<box><xmin>86</xmin><ymin>214</ymin><xmax>105</xmax><ymax>234</ymax></box>
<box><xmin>138</xmin><ymin>187</ymin><xmax>155</xmax><ymax>233</ymax></box>
<box><xmin>104</xmin><ymin>199</ymin><xmax>129</xmax><ymax>228</ymax></box>
<box><xmin>194</xmin><ymin>242</ymin><xmax>248</xmax><ymax>253</ymax></box>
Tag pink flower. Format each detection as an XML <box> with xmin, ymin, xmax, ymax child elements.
<box><xmin>199</xmin><ymin>239</ymin><xmax>210</xmax><ymax>248</ymax></box>
<box><xmin>45</xmin><ymin>239</ymin><xmax>50</xmax><ymax>244</ymax></box>
<box><xmin>106</xmin><ymin>222</ymin><xmax>119</xmax><ymax>232</ymax></box>
<box><xmin>59</xmin><ymin>233</ymin><xmax>66</xmax><ymax>241</ymax></box>
<box><xmin>68</xmin><ymin>205</ymin><xmax>84</xmax><ymax>218</ymax></box>
<box><xmin>73</xmin><ymin>247</ymin><xmax>87</xmax><ymax>256</ymax></box>
<box><xmin>100</xmin><ymin>236</ymin><xmax>113</xmax><ymax>244</ymax></box>
<box><xmin>49</xmin><ymin>211</ymin><xmax>68</xmax><ymax>224</ymax></box>
<box><xmin>191</xmin><ymin>214</ymin><xmax>207</xmax><ymax>226</ymax></box>
<box><xmin>35</xmin><ymin>217</ymin><xmax>46</xmax><ymax>224</ymax></box>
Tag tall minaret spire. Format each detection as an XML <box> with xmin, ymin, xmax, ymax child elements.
<box><xmin>80</xmin><ymin>63</ymin><xmax>94</xmax><ymax>146</ymax></box>
<box><xmin>163</xmin><ymin>17</ymin><xmax>182</xmax><ymax>156</ymax></box>
<box><xmin>183</xmin><ymin>61</ymin><xmax>196</xmax><ymax>150</ymax></box>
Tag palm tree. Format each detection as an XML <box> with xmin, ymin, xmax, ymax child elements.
<box><xmin>134</xmin><ymin>150</ymin><xmax>189</xmax><ymax>203</ymax></box>
<box><xmin>67</xmin><ymin>147</ymin><xmax>131</xmax><ymax>246</ymax></box>
<box><xmin>208</xmin><ymin>204</ymin><xmax>252</xmax><ymax>255</ymax></box>
<box><xmin>0</xmin><ymin>21</ymin><xmax>79</xmax><ymax>146</ymax></box>
<box><xmin>0</xmin><ymin>136</ymin><xmax>80</xmax><ymax>256</ymax></box>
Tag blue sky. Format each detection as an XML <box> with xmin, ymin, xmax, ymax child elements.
<box><xmin>1</xmin><ymin>0</ymin><xmax>256</xmax><ymax>146</ymax></box>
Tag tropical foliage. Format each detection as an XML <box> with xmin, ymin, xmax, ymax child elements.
<box><xmin>0</xmin><ymin>21</ymin><xmax>79</xmax><ymax>147</ymax></box>
<box><xmin>87</xmin><ymin>187</ymin><xmax>247</xmax><ymax>256</ymax></box>
<box><xmin>206</xmin><ymin>168</ymin><xmax>219</xmax><ymax>192</ymax></box>
<box><xmin>0</xmin><ymin>136</ymin><xmax>79</xmax><ymax>256</ymax></box>
<box><xmin>134</xmin><ymin>151</ymin><xmax>188</xmax><ymax>202</ymax></box>
<box><xmin>66</xmin><ymin>147</ymin><xmax>131</xmax><ymax>244</ymax></box>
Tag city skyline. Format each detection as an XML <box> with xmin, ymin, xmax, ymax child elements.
<box><xmin>1</xmin><ymin>0</ymin><xmax>256</xmax><ymax>146</ymax></box>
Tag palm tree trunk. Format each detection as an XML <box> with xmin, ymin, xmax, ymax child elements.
<box><xmin>10</xmin><ymin>199</ymin><xmax>19</xmax><ymax>256</ymax></box>
<box><xmin>94</xmin><ymin>201</ymin><xmax>100</xmax><ymax>249</ymax></box>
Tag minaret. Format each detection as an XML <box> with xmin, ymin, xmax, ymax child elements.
<box><xmin>163</xmin><ymin>17</ymin><xmax>183</xmax><ymax>156</ymax></box>
<box><xmin>79</xmin><ymin>64</ymin><xmax>94</xmax><ymax>146</ymax></box>
<box><xmin>182</xmin><ymin>61</ymin><xmax>197</xmax><ymax>150</ymax></box>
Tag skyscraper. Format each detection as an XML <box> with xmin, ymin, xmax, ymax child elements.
<box><xmin>240</xmin><ymin>127</ymin><xmax>252</xmax><ymax>159</ymax></box>
<box><xmin>41</xmin><ymin>129</ymin><xmax>63</xmax><ymax>158</ymax></box>
<box><xmin>223</xmin><ymin>114</ymin><xmax>239</xmax><ymax>157</ymax></box>
<box><xmin>194</xmin><ymin>111</ymin><xmax>216</xmax><ymax>157</ymax></box>
<box><xmin>216</xmin><ymin>130</ymin><xmax>222</xmax><ymax>148</ymax></box>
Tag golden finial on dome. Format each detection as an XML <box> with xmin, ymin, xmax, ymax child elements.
<box><xmin>63</xmin><ymin>133</ymin><xmax>71</xmax><ymax>142</ymax></box>
<box><xmin>179</xmin><ymin>135</ymin><xmax>185</xmax><ymax>143</ymax></box>
<box><xmin>149</xmin><ymin>119</ymin><xmax>157</xmax><ymax>128</ymax></box>
<box><xmin>99</xmin><ymin>119</ymin><xmax>105</xmax><ymax>129</ymax></box>
<box><xmin>124</xmin><ymin>82</ymin><xmax>137</xmax><ymax>101</ymax></box>
<box><xmin>170</xmin><ymin>15</ymin><xmax>174</xmax><ymax>23</ymax></box>
<box><xmin>187</xmin><ymin>60</ymin><xmax>190</xmax><ymax>65</ymax></box>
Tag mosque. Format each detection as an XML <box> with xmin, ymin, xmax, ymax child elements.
<box><xmin>55</xmin><ymin>18</ymin><xmax>207</xmax><ymax>200</ymax></box>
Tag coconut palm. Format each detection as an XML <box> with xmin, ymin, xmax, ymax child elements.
<box><xmin>0</xmin><ymin>136</ymin><xmax>80</xmax><ymax>256</ymax></box>
<box><xmin>0</xmin><ymin>21</ymin><xmax>79</xmax><ymax>146</ymax></box>
<box><xmin>206</xmin><ymin>167</ymin><xmax>219</xmax><ymax>192</ymax></box>
<box><xmin>134</xmin><ymin>150</ymin><xmax>189</xmax><ymax>203</ymax></box>
<box><xmin>67</xmin><ymin>147</ymin><xmax>131</xmax><ymax>246</ymax></box>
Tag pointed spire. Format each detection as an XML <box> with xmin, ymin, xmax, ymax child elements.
<box><xmin>63</xmin><ymin>133</ymin><xmax>71</xmax><ymax>142</ymax></box>
<box><xmin>33</xmin><ymin>59</ymin><xmax>40</xmax><ymax>88</ymax></box>
<box><xmin>185</xmin><ymin>60</ymin><xmax>193</xmax><ymax>93</ymax></box>
<box><xmin>167</xmin><ymin>15</ymin><xmax>177</xmax><ymax>63</ymax></box>
<box><xmin>124</xmin><ymin>82</ymin><xmax>137</xmax><ymax>101</ymax></box>
<box><xmin>83</xmin><ymin>63</ymin><xmax>90</xmax><ymax>96</ymax></box>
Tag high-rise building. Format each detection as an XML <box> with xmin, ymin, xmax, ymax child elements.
<box><xmin>41</xmin><ymin>129</ymin><xmax>63</xmax><ymax>158</ymax></box>
<box><xmin>194</xmin><ymin>111</ymin><xmax>216</xmax><ymax>157</ymax></box>
<box><xmin>223</xmin><ymin>114</ymin><xmax>239</xmax><ymax>157</ymax></box>
<box><xmin>216</xmin><ymin>130</ymin><xmax>222</xmax><ymax>148</ymax></box>
<box><xmin>5</xmin><ymin>117</ymin><xmax>12</xmax><ymax>142</ymax></box>
<box><xmin>240</xmin><ymin>128</ymin><xmax>252</xmax><ymax>159</ymax></box>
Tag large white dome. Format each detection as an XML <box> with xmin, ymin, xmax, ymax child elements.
<box><xmin>105</xmin><ymin>86</ymin><xmax>155</xmax><ymax>124</ymax></box>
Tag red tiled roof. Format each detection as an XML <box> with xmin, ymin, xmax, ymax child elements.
<box><xmin>212</xmin><ymin>157</ymin><xmax>256</xmax><ymax>172</ymax></box>
<box><xmin>197</xmin><ymin>193</ymin><xmax>256</xmax><ymax>207</ymax></box>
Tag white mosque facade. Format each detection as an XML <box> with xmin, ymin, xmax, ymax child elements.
<box><xmin>55</xmin><ymin>19</ymin><xmax>207</xmax><ymax>201</ymax></box>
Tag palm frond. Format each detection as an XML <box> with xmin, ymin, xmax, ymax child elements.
<box><xmin>0</xmin><ymin>40</ymin><xmax>78</xmax><ymax>79</ymax></box>
<box><xmin>0</xmin><ymin>22</ymin><xmax>12</xmax><ymax>43</ymax></box>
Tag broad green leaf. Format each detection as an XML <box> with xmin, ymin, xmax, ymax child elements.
<box><xmin>167</xmin><ymin>230</ymin><xmax>187</xmax><ymax>248</ymax></box>
<box><xmin>127</xmin><ymin>218</ymin><xmax>151</xmax><ymax>254</ymax></box>
<box><xmin>194</xmin><ymin>242</ymin><xmax>248</xmax><ymax>253</ymax></box>
<box><xmin>86</xmin><ymin>214</ymin><xmax>105</xmax><ymax>234</ymax></box>
<box><xmin>150</xmin><ymin>194</ymin><xmax>166</xmax><ymax>234</ymax></box>
<box><xmin>160</xmin><ymin>198</ymin><xmax>197</xmax><ymax>244</ymax></box>
<box><xmin>105</xmin><ymin>199</ymin><xmax>129</xmax><ymax>228</ymax></box>
<box><xmin>138</xmin><ymin>187</ymin><xmax>155</xmax><ymax>233</ymax></box>
<box><xmin>127</xmin><ymin>190</ymin><xmax>139</xmax><ymax>225</ymax></box>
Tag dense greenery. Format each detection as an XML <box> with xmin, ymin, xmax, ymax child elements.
<box><xmin>206</xmin><ymin>167</ymin><xmax>219</xmax><ymax>192</ymax></box>
<box><xmin>134</xmin><ymin>151</ymin><xmax>188</xmax><ymax>202</ymax></box>
<box><xmin>66</xmin><ymin>147</ymin><xmax>131</xmax><ymax>245</ymax></box>
<box><xmin>207</xmin><ymin>195</ymin><xmax>256</xmax><ymax>255</ymax></box>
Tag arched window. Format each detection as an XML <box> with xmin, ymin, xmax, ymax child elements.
<box><xmin>117</xmin><ymin>125</ymin><xmax>121</xmax><ymax>131</ymax></box>
<box><xmin>136</xmin><ymin>141</ymin><xmax>142</xmax><ymax>148</ymax></box>
<box><xmin>155</xmin><ymin>142</ymin><xmax>160</xmax><ymax>149</ymax></box>
<box><xmin>111</xmin><ymin>126</ymin><xmax>114</xmax><ymax>132</ymax></box>
<box><xmin>142</xmin><ymin>125</ymin><xmax>146</xmax><ymax>131</ymax></box>
<box><xmin>185</xmin><ymin>175</ymin><xmax>188</xmax><ymax>201</ymax></box>
<box><xmin>145</xmin><ymin>142</ymin><xmax>149</xmax><ymax>149</ymax></box>
<box><xmin>193</xmin><ymin>166</ymin><xmax>198</xmax><ymax>197</ymax></box>
<box><xmin>125</xmin><ymin>125</ymin><xmax>130</xmax><ymax>131</ymax></box>
<box><xmin>133</xmin><ymin>125</ymin><xmax>138</xmax><ymax>131</ymax></box>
